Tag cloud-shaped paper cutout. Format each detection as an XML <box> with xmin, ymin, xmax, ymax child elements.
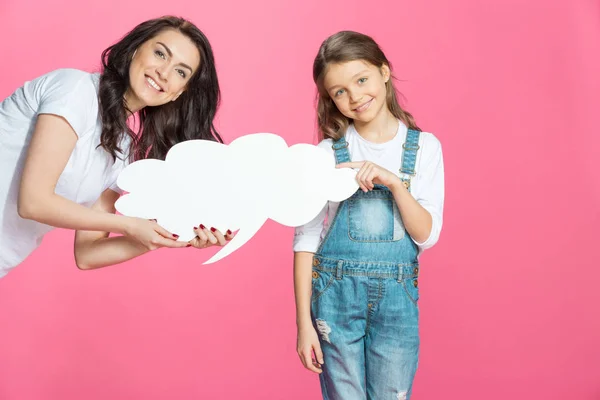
<box><xmin>115</xmin><ymin>133</ymin><xmax>358</xmax><ymax>264</ymax></box>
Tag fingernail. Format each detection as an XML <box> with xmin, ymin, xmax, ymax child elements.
<box><xmin>210</xmin><ymin>227</ymin><xmax>216</xmax><ymax>232</ymax></box>
<box><xmin>193</xmin><ymin>226</ymin><xmax>198</xmax><ymax>230</ymax></box>
<box><xmin>200</xmin><ymin>224</ymin><xmax>205</xmax><ymax>230</ymax></box>
<box><xmin>227</xmin><ymin>229</ymin><xmax>232</xmax><ymax>235</ymax></box>
<box><xmin>186</xmin><ymin>244</ymin><xmax>191</xmax><ymax>247</ymax></box>
<box><xmin>173</xmin><ymin>234</ymin><xmax>179</xmax><ymax>238</ymax></box>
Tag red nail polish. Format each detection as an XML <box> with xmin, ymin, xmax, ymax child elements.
<box><xmin>186</xmin><ymin>244</ymin><xmax>191</xmax><ymax>247</ymax></box>
<box><xmin>227</xmin><ymin>230</ymin><xmax>232</xmax><ymax>235</ymax></box>
<box><xmin>173</xmin><ymin>234</ymin><xmax>179</xmax><ymax>238</ymax></box>
<box><xmin>193</xmin><ymin>226</ymin><xmax>198</xmax><ymax>230</ymax></box>
<box><xmin>210</xmin><ymin>227</ymin><xmax>216</xmax><ymax>232</ymax></box>
<box><xmin>200</xmin><ymin>224</ymin><xmax>205</xmax><ymax>230</ymax></box>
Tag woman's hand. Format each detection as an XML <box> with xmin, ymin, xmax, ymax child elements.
<box><xmin>123</xmin><ymin>217</ymin><xmax>189</xmax><ymax>250</ymax></box>
<box><xmin>188</xmin><ymin>225</ymin><xmax>234</xmax><ymax>249</ymax></box>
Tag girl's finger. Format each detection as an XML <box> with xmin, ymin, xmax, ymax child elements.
<box><xmin>357</xmin><ymin>163</ymin><xmax>373</xmax><ymax>192</ymax></box>
<box><xmin>365</xmin><ymin>165</ymin><xmax>378</xmax><ymax>190</ymax></box>
<box><xmin>336</xmin><ymin>161</ymin><xmax>365</xmax><ymax>169</ymax></box>
<box><xmin>363</xmin><ymin>164</ymin><xmax>376</xmax><ymax>190</ymax></box>
<box><xmin>303</xmin><ymin>350</ymin><xmax>322</xmax><ymax>373</ymax></box>
<box><xmin>314</xmin><ymin>343</ymin><xmax>325</xmax><ymax>365</ymax></box>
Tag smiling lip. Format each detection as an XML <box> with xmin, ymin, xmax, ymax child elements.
<box><xmin>353</xmin><ymin>99</ymin><xmax>373</xmax><ymax>113</ymax></box>
<box><xmin>145</xmin><ymin>75</ymin><xmax>164</xmax><ymax>92</ymax></box>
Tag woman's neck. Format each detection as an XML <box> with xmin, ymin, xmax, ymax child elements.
<box><xmin>124</xmin><ymin>89</ymin><xmax>144</xmax><ymax>115</ymax></box>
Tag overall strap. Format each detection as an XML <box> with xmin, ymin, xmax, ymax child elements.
<box><xmin>399</xmin><ymin>129</ymin><xmax>421</xmax><ymax>191</ymax></box>
<box><xmin>332</xmin><ymin>136</ymin><xmax>351</xmax><ymax>164</ymax></box>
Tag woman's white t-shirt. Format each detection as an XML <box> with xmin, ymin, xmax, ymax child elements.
<box><xmin>0</xmin><ymin>68</ymin><xmax>129</xmax><ymax>278</ymax></box>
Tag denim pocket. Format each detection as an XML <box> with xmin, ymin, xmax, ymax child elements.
<box><xmin>402</xmin><ymin>277</ymin><xmax>420</xmax><ymax>306</ymax></box>
<box><xmin>311</xmin><ymin>270</ymin><xmax>335</xmax><ymax>302</ymax></box>
<box><xmin>348</xmin><ymin>198</ymin><xmax>405</xmax><ymax>242</ymax></box>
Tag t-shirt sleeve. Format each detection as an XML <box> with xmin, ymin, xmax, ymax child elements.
<box><xmin>411</xmin><ymin>132</ymin><xmax>445</xmax><ymax>251</ymax></box>
<box><xmin>105</xmin><ymin>156</ymin><xmax>129</xmax><ymax>196</ymax></box>
<box><xmin>36</xmin><ymin>69</ymin><xmax>98</xmax><ymax>138</ymax></box>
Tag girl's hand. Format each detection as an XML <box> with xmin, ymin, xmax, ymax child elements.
<box><xmin>124</xmin><ymin>218</ymin><xmax>188</xmax><ymax>250</ymax></box>
<box><xmin>337</xmin><ymin>161</ymin><xmax>403</xmax><ymax>192</ymax></box>
<box><xmin>188</xmin><ymin>225</ymin><xmax>234</xmax><ymax>249</ymax></box>
<box><xmin>297</xmin><ymin>325</ymin><xmax>324</xmax><ymax>374</ymax></box>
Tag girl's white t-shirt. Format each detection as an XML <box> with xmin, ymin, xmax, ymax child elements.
<box><xmin>0</xmin><ymin>68</ymin><xmax>129</xmax><ymax>278</ymax></box>
<box><xmin>293</xmin><ymin>121</ymin><xmax>445</xmax><ymax>255</ymax></box>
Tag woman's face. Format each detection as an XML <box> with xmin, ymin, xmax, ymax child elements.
<box><xmin>127</xmin><ymin>29</ymin><xmax>201</xmax><ymax>110</ymax></box>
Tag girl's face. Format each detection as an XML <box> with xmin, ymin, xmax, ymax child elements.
<box><xmin>127</xmin><ymin>29</ymin><xmax>200</xmax><ymax>111</ymax></box>
<box><xmin>323</xmin><ymin>60</ymin><xmax>390</xmax><ymax>124</ymax></box>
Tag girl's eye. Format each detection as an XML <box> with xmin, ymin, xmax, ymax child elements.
<box><xmin>155</xmin><ymin>50</ymin><xmax>166</xmax><ymax>59</ymax></box>
<box><xmin>177</xmin><ymin>69</ymin><xmax>186</xmax><ymax>78</ymax></box>
<box><xmin>335</xmin><ymin>89</ymin><xmax>345</xmax><ymax>97</ymax></box>
<box><xmin>358</xmin><ymin>77</ymin><xmax>367</xmax><ymax>84</ymax></box>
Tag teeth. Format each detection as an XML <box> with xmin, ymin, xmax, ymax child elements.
<box><xmin>356</xmin><ymin>100</ymin><xmax>370</xmax><ymax>111</ymax></box>
<box><xmin>146</xmin><ymin>77</ymin><xmax>161</xmax><ymax>91</ymax></box>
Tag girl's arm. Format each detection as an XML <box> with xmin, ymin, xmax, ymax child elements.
<box><xmin>337</xmin><ymin>137</ymin><xmax>444</xmax><ymax>248</ymax></box>
<box><xmin>294</xmin><ymin>251</ymin><xmax>324</xmax><ymax>373</ymax></box>
<box><xmin>294</xmin><ymin>251</ymin><xmax>314</xmax><ymax>331</ymax></box>
<box><xmin>388</xmin><ymin>181</ymin><xmax>432</xmax><ymax>243</ymax></box>
<box><xmin>18</xmin><ymin>114</ymin><xmax>184</xmax><ymax>249</ymax></box>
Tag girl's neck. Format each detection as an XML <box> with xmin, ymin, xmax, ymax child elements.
<box><xmin>353</xmin><ymin>108</ymin><xmax>398</xmax><ymax>144</ymax></box>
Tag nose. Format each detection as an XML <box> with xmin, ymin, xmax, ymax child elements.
<box><xmin>349</xmin><ymin>90</ymin><xmax>363</xmax><ymax>104</ymax></box>
<box><xmin>155</xmin><ymin>64</ymin><xmax>169</xmax><ymax>82</ymax></box>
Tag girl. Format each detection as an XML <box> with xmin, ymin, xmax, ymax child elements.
<box><xmin>294</xmin><ymin>31</ymin><xmax>444</xmax><ymax>399</ymax></box>
<box><xmin>0</xmin><ymin>16</ymin><xmax>232</xmax><ymax>278</ymax></box>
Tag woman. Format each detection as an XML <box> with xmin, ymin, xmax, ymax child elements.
<box><xmin>0</xmin><ymin>16</ymin><xmax>231</xmax><ymax>278</ymax></box>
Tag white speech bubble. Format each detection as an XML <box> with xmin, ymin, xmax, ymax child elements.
<box><xmin>115</xmin><ymin>133</ymin><xmax>358</xmax><ymax>264</ymax></box>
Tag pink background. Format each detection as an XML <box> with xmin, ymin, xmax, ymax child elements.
<box><xmin>1</xmin><ymin>0</ymin><xmax>599</xmax><ymax>399</ymax></box>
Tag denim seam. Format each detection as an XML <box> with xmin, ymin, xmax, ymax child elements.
<box><xmin>365</xmin><ymin>281</ymin><xmax>374</xmax><ymax>335</ymax></box>
<box><xmin>402</xmin><ymin>279</ymin><xmax>419</xmax><ymax>307</ymax></box>
<box><xmin>347</xmin><ymin>198</ymin><xmax>402</xmax><ymax>243</ymax></box>
<box><xmin>315</xmin><ymin>257</ymin><xmax>418</xmax><ymax>268</ymax></box>
<box><xmin>316</xmin><ymin>202</ymin><xmax>346</xmax><ymax>255</ymax></box>
<box><xmin>313</xmin><ymin>266</ymin><xmax>418</xmax><ymax>280</ymax></box>
<box><xmin>311</xmin><ymin>272</ymin><xmax>336</xmax><ymax>303</ymax></box>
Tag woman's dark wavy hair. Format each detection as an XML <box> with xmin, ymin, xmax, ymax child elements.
<box><xmin>98</xmin><ymin>16</ymin><xmax>222</xmax><ymax>161</ymax></box>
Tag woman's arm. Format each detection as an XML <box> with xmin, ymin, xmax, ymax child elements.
<box><xmin>19</xmin><ymin>114</ymin><xmax>130</xmax><ymax>233</ymax></box>
<box><xmin>73</xmin><ymin>189</ymin><xmax>154</xmax><ymax>270</ymax></box>
<box><xmin>18</xmin><ymin>114</ymin><xmax>183</xmax><ymax>249</ymax></box>
<box><xmin>74</xmin><ymin>190</ymin><xmax>239</xmax><ymax>270</ymax></box>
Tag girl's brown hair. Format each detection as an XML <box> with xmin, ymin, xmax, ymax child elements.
<box><xmin>313</xmin><ymin>31</ymin><xmax>419</xmax><ymax>141</ymax></box>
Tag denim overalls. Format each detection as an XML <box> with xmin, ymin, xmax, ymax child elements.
<box><xmin>311</xmin><ymin>129</ymin><xmax>422</xmax><ymax>400</ymax></box>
